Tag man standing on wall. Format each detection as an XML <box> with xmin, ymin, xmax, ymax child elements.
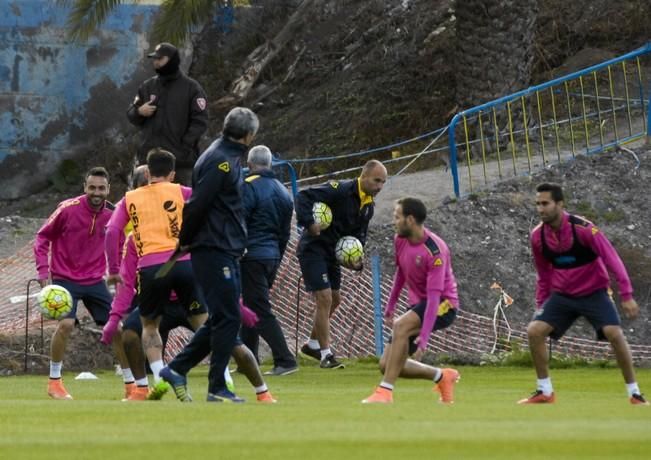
<box><xmin>127</xmin><ymin>42</ymin><xmax>208</xmax><ymax>185</ymax></box>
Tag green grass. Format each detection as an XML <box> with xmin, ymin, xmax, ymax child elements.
<box><xmin>1</xmin><ymin>362</ymin><xmax>649</xmax><ymax>459</ymax></box>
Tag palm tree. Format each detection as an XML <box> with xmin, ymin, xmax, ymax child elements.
<box><xmin>59</xmin><ymin>0</ymin><xmax>223</xmax><ymax>44</ymax></box>
<box><xmin>61</xmin><ymin>0</ymin><xmax>315</xmax><ymax>106</ymax></box>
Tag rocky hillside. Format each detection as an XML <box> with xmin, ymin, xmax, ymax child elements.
<box><xmin>366</xmin><ymin>144</ymin><xmax>651</xmax><ymax>344</ymax></box>
<box><xmin>192</xmin><ymin>0</ymin><xmax>650</xmax><ymax>168</ymax></box>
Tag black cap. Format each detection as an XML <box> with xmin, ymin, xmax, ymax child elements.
<box><xmin>147</xmin><ymin>42</ymin><xmax>178</xmax><ymax>59</ymax></box>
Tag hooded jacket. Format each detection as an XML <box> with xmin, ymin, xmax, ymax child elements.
<box><xmin>127</xmin><ymin>70</ymin><xmax>208</xmax><ymax>167</ymax></box>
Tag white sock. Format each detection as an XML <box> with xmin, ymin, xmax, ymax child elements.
<box><xmin>308</xmin><ymin>339</ymin><xmax>320</xmax><ymax>350</ymax></box>
<box><xmin>49</xmin><ymin>361</ymin><xmax>62</xmax><ymax>379</ymax></box>
<box><xmin>626</xmin><ymin>382</ymin><xmax>641</xmax><ymax>397</ymax></box>
<box><xmin>150</xmin><ymin>360</ymin><xmax>164</xmax><ymax>382</ymax></box>
<box><xmin>433</xmin><ymin>368</ymin><xmax>442</xmax><ymax>383</ymax></box>
<box><xmin>320</xmin><ymin>348</ymin><xmax>332</xmax><ymax>360</ymax></box>
<box><xmin>380</xmin><ymin>381</ymin><xmax>394</xmax><ymax>390</ymax></box>
<box><xmin>135</xmin><ymin>377</ymin><xmax>149</xmax><ymax>387</ymax></box>
<box><xmin>122</xmin><ymin>368</ymin><xmax>135</xmax><ymax>384</ymax></box>
<box><xmin>537</xmin><ymin>377</ymin><xmax>553</xmax><ymax>396</ymax></box>
<box><xmin>224</xmin><ymin>368</ymin><xmax>233</xmax><ymax>385</ymax></box>
<box><xmin>255</xmin><ymin>384</ymin><xmax>268</xmax><ymax>394</ymax></box>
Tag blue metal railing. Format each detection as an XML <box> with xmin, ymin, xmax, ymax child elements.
<box><xmin>447</xmin><ymin>42</ymin><xmax>651</xmax><ymax>197</ymax></box>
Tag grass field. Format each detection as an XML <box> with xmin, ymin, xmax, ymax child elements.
<box><xmin>0</xmin><ymin>361</ymin><xmax>649</xmax><ymax>459</ymax></box>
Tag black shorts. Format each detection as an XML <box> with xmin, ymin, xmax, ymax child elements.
<box><xmin>122</xmin><ymin>299</ymin><xmax>207</xmax><ymax>343</ymax></box>
<box><xmin>533</xmin><ymin>289</ymin><xmax>621</xmax><ymax>341</ymax></box>
<box><xmin>297</xmin><ymin>243</ymin><xmax>341</xmax><ymax>292</ymax></box>
<box><xmin>389</xmin><ymin>299</ymin><xmax>457</xmax><ymax>355</ymax></box>
<box><xmin>137</xmin><ymin>260</ymin><xmax>204</xmax><ymax>320</ymax></box>
<box><xmin>53</xmin><ymin>279</ymin><xmax>112</xmax><ymax>326</ymax></box>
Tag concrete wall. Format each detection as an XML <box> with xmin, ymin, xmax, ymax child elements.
<box><xmin>0</xmin><ymin>1</ymin><xmax>163</xmax><ymax>199</ymax></box>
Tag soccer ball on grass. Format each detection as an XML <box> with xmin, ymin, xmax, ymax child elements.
<box><xmin>37</xmin><ymin>285</ymin><xmax>73</xmax><ymax>320</ymax></box>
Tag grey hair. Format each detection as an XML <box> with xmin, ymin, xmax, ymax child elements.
<box><xmin>131</xmin><ymin>165</ymin><xmax>149</xmax><ymax>188</ymax></box>
<box><xmin>223</xmin><ymin>107</ymin><xmax>259</xmax><ymax>140</ymax></box>
<box><xmin>247</xmin><ymin>145</ymin><xmax>272</xmax><ymax>168</ymax></box>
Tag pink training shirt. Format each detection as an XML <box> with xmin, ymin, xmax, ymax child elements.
<box><xmin>108</xmin><ymin>234</ymin><xmax>139</xmax><ymax>321</ymax></box>
<box><xmin>384</xmin><ymin>227</ymin><xmax>459</xmax><ymax>349</ymax></box>
<box><xmin>34</xmin><ymin>195</ymin><xmax>115</xmax><ymax>285</ymax></box>
<box><xmin>105</xmin><ymin>185</ymin><xmax>192</xmax><ymax>273</ymax></box>
<box><xmin>531</xmin><ymin>211</ymin><xmax>633</xmax><ymax>307</ymax></box>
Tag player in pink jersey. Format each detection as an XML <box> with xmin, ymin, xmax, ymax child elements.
<box><xmin>518</xmin><ymin>183</ymin><xmax>648</xmax><ymax>405</ymax></box>
<box><xmin>363</xmin><ymin>197</ymin><xmax>460</xmax><ymax>404</ymax></box>
<box><xmin>34</xmin><ymin>166</ymin><xmax>129</xmax><ymax>400</ymax></box>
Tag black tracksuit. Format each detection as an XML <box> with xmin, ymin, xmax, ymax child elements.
<box><xmin>127</xmin><ymin>70</ymin><xmax>208</xmax><ymax>168</ymax></box>
<box><xmin>294</xmin><ymin>178</ymin><xmax>374</xmax><ymax>291</ymax></box>
<box><xmin>295</xmin><ymin>178</ymin><xmax>373</xmax><ymax>252</ymax></box>
<box><xmin>168</xmin><ymin>136</ymin><xmax>247</xmax><ymax>394</ymax></box>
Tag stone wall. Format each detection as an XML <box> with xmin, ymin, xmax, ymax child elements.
<box><xmin>0</xmin><ymin>1</ymin><xmax>162</xmax><ymax>199</ymax></box>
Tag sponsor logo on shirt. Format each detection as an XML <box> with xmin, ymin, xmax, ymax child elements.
<box><xmin>329</xmin><ymin>181</ymin><xmax>339</xmax><ymax>189</ymax></box>
<box><xmin>434</xmin><ymin>258</ymin><xmax>443</xmax><ymax>266</ymax></box>
<box><xmin>128</xmin><ymin>202</ymin><xmax>145</xmax><ymax>257</ymax></box>
<box><xmin>415</xmin><ymin>255</ymin><xmax>422</xmax><ymax>266</ymax></box>
<box><xmin>163</xmin><ymin>200</ymin><xmax>180</xmax><ymax>238</ymax></box>
<box><xmin>223</xmin><ymin>266</ymin><xmax>231</xmax><ymax>279</ymax></box>
<box><xmin>591</xmin><ymin>227</ymin><xmax>599</xmax><ymax>235</ymax></box>
<box><xmin>196</xmin><ymin>98</ymin><xmax>206</xmax><ymax>111</ymax></box>
<box><xmin>218</xmin><ymin>161</ymin><xmax>230</xmax><ymax>173</ymax></box>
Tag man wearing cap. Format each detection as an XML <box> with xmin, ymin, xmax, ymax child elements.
<box><xmin>127</xmin><ymin>42</ymin><xmax>209</xmax><ymax>185</ymax></box>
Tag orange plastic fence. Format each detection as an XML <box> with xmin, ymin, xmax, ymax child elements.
<box><xmin>3</xmin><ymin>234</ymin><xmax>651</xmax><ymax>364</ymax></box>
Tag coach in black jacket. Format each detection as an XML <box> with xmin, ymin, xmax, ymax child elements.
<box><xmin>127</xmin><ymin>42</ymin><xmax>208</xmax><ymax>185</ymax></box>
<box><xmin>295</xmin><ymin>160</ymin><xmax>387</xmax><ymax>369</ymax></box>
<box><xmin>240</xmin><ymin>145</ymin><xmax>297</xmax><ymax>376</ymax></box>
<box><xmin>162</xmin><ymin>107</ymin><xmax>258</xmax><ymax>402</ymax></box>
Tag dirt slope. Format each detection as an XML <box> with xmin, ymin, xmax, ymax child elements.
<box><xmin>366</xmin><ymin>145</ymin><xmax>651</xmax><ymax>344</ymax></box>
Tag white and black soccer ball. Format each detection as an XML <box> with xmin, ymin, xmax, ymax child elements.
<box><xmin>312</xmin><ymin>202</ymin><xmax>333</xmax><ymax>230</ymax></box>
<box><xmin>335</xmin><ymin>236</ymin><xmax>363</xmax><ymax>266</ymax></box>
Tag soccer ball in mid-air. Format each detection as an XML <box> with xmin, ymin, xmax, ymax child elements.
<box><xmin>312</xmin><ymin>202</ymin><xmax>333</xmax><ymax>230</ymax></box>
<box><xmin>335</xmin><ymin>236</ymin><xmax>364</xmax><ymax>267</ymax></box>
<box><xmin>37</xmin><ymin>285</ymin><xmax>73</xmax><ymax>320</ymax></box>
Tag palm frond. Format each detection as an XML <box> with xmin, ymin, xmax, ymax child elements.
<box><xmin>152</xmin><ymin>0</ymin><xmax>217</xmax><ymax>45</ymax></box>
<box><xmin>65</xmin><ymin>0</ymin><xmax>132</xmax><ymax>43</ymax></box>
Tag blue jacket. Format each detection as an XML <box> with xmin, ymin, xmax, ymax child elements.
<box><xmin>179</xmin><ymin>136</ymin><xmax>247</xmax><ymax>255</ymax></box>
<box><xmin>242</xmin><ymin>169</ymin><xmax>293</xmax><ymax>261</ymax></box>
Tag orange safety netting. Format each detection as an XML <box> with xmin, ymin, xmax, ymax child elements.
<box><xmin>3</xmin><ymin>233</ymin><xmax>651</xmax><ymax>365</ymax></box>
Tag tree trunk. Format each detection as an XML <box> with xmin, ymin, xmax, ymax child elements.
<box><xmin>213</xmin><ymin>0</ymin><xmax>316</xmax><ymax>109</ymax></box>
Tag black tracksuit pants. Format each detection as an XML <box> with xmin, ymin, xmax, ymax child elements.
<box><xmin>168</xmin><ymin>248</ymin><xmax>241</xmax><ymax>394</ymax></box>
<box><xmin>240</xmin><ymin>259</ymin><xmax>296</xmax><ymax>368</ymax></box>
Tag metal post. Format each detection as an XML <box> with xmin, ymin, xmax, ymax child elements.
<box><xmin>23</xmin><ymin>279</ymin><xmax>39</xmax><ymax>372</ymax></box>
<box><xmin>647</xmin><ymin>77</ymin><xmax>651</xmax><ymax>144</ymax></box>
<box><xmin>371</xmin><ymin>254</ymin><xmax>383</xmax><ymax>357</ymax></box>
<box><xmin>294</xmin><ymin>276</ymin><xmax>302</xmax><ymax>358</ymax></box>
<box><xmin>447</xmin><ymin>115</ymin><xmax>462</xmax><ymax>198</ymax></box>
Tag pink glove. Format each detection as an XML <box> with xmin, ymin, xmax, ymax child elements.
<box><xmin>101</xmin><ymin>316</ymin><xmax>121</xmax><ymax>345</ymax></box>
<box><xmin>239</xmin><ymin>300</ymin><xmax>259</xmax><ymax>328</ymax></box>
